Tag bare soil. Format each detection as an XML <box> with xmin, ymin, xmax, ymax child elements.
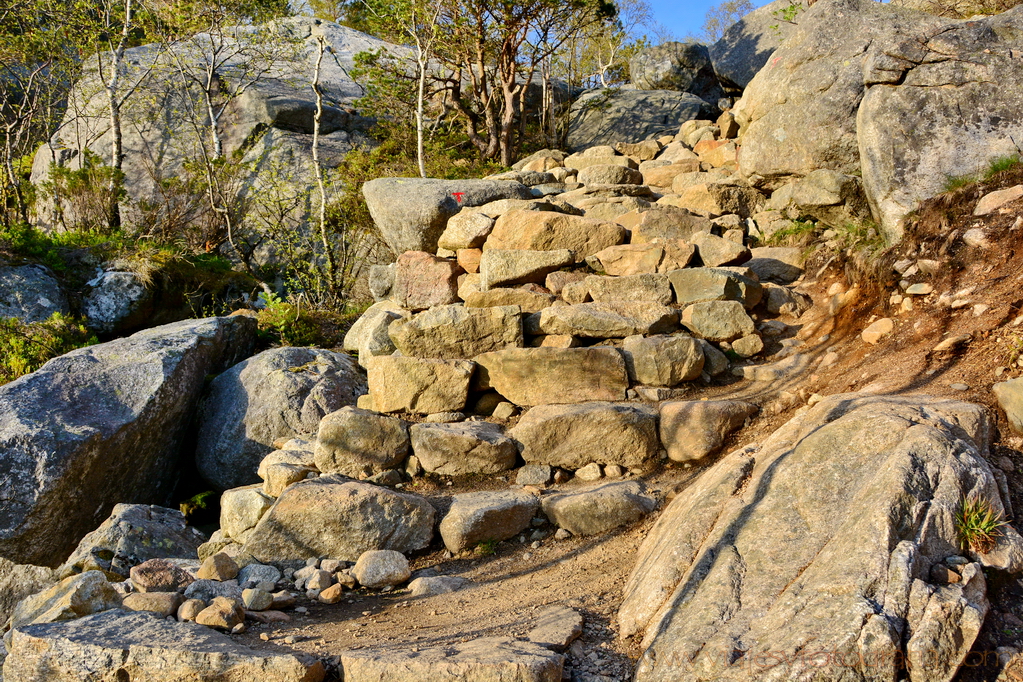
<box><xmin>240</xmin><ymin>166</ymin><xmax>1023</xmax><ymax>682</ymax></box>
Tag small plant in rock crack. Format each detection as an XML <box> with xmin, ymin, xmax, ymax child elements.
<box><xmin>956</xmin><ymin>496</ymin><xmax>1009</xmax><ymax>554</ymax></box>
<box><xmin>475</xmin><ymin>539</ymin><xmax>499</xmax><ymax>556</ymax></box>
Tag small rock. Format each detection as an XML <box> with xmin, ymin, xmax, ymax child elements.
<box><xmin>195</xmin><ymin>596</ymin><xmax>245</xmax><ymax>631</ymax></box>
<box><xmin>408</xmin><ymin>575</ymin><xmax>470</xmax><ymax>598</ymax></box>
<box><xmin>999</xmin><ymin>456</ymin><xmax>1016</xmax><ymax>473</ymax></box>
<box><xmin>527</xmin><ymin>605</ymin><xmax>584</xmax><ymax>652</ymax></box>
<box><xmin>492</xmin><ymin>402</ymin><xmax>519</xmax><ymax>420</ymax></box>
<box><xmin>318</xmin><ymin>583</ymin><xmax>345</xmax><ymax>604</ymax></box>
<box><xmin>516</xmin><ymin>464</ymin><xmax>554</xmax><ymax>486</ymax></box>
<box><xmin>905</xmin><ymin>283</ymin><xmax>933</xmax><ymax>296</ymax></box>
<box><xmin>241</xmin><ymin>588</ymin><xmax>273</xmax><ymax>611</ymax></box>
<box><xmin>197</xmin><ymin>553</ymin><xmax>239</xmax><ymax>582</ymax></box>
<box><xmin>122</xmin><ymin>591</ymin><xmax>184</xmax><ymax>618</ymax></box>
<box><xmin>861</xmin><ymin>318</ymin><xmax>894</xmax><ymax>345</ymax></box>
<box><xmin>555</xmin><ymin>529</ymin><xmax>572</xmax><ymax>541</ymax></box>
<box><xmin>231</xmin><ymin>623</ymin><xmax>246</xmax><ymax>634</ymax></box>
<box><xmin>949</xmin><ymin>383</ymin><xmax>969</xmax><ymax>392</ymax></box>
<box><xmin>425</xmin><ymin>412</ymin><xmax>465</xmax><ymax>423</ymax></box>
<box><xmin>271</xmin><ymin>591</ymin><xmax>297</xmax><ymax>610</ymax></box>
<box><xmin>129</xmin><ymin>558</ymin><xmax>195</xmax><ymax>593</ymax></box>
<box><xmin>604</xmin><ymin>464</ymin><xmax>625</xmax><ymax>478</ymax></box>
<box><xmin>352</xmin><ymin>550</ymin><xmax>411</xmax><ymax>588</ymax></box>
<box><xmin>177</xmin><ymin>598</ymin><xmax>205</xmax><ymax>622</ymax></box>
<box><xmin>575</xmin><ymin>463</ymin><xmax>604</xmax><ymax>481</ymax></box>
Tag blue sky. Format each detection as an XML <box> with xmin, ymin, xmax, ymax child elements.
<box><xmin>646</xmin><ymin>0</ymin><xmax>771</xmax><ymax>41</ymax></box>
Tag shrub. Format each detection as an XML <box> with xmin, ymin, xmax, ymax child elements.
<box><xmin>0</xmin><ymin>313</ymin><xmax>97</xmax><ymax>385</ymax></box>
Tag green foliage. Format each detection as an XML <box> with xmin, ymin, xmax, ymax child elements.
<box><xmin>956</xmin><ymin>496</ymin><xmax>1008</xmax><ymax>554</ymax></box>
<box><xmin>255</xmin><ymin>292</ymin><xmax>364</xmax><ymax>348</ymax></box>
<box><xmin>179</xmin><ymin>490</ymin><xmax>219</xmax><ymax>524</ymax></box>
<box><xmin>984</xmin><ymin>154</ymin><xmax>1022</xmax><ymax>180</ymax></box>
<box><xmin>0</xmin><ymin>312</ymin><xmax>97</xmax><ymax>385</ymax></box>
<box><xmin>765</xmin><ymin>220</ymin><xmax>817</xmax><ymax>247</ymax></box>
<box><xmin>475</xmin><ymin>538</ymin><xmax>499</xmax><ymax>556</ymax></box>
<box><xmin>40</xmin><ymin>150</ymin><xmax>126</xmax><ymax>235</ymax></box>
<box><xmin>942</xmin><ymin>173</ymin><xmax>977</xmax><ymax>193</ymax></box>
<box><xmin>0</xmin><ymin>222</ymin><xmax>126</xmax><ymax>271</ymax></box>
<box><xmin>769</xmin><ymin>0</ymin><xmax>802</xmax><ymax>35</ymax></box>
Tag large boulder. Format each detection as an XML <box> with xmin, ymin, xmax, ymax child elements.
<box><xmin>619</xmin><ymin>393</ymin><xmax>1020</xmax><ymax>682</ymax></box>
<box><xmin>709</xmin><ymin>0</ymin><xmax>801</xmax><ymax>90</ymax></box>
<box><xmin>31</xmin><ymin>19</ymin><xmax>386</xmax><ymax>253</ymax></box>
<box><xmin>3</xmin><ymin>610</ymin><xmax>325</xmax><ymax>681</ymax></box>
<box><xmin>474</xmin><ymin>347</ymin><xmax>628</xmax><ymax>406</ymax></box>
<box><xmin>314</xmin><ymin>406</ymin><xmax>410</xmax><ymax>477</ymax></box>
<box><xmin>622</xmin><ymin>334</ymin><xmax>705</xmax><ymax>387</ymax></box>
<box><xmin>567</xmin><ymin>89</ymin><xmax>717</xmax><ymax>150</ymax></box>
<box><xmin>195</xmin><ymin>346</ymin><xmax>366</xmax><ymax>490</ymax></box>
<box><xmin>629</xmin><ymin>42</ymin><xmax>723</xmax><ymax>101</ymax></box>
<box><xmin>510</xmin><ymin>402</ymin><xmax>660</xmax><ymax>471</ymax></box>
<box><xmin>0</xmin><ymin>263</ymin><xmax>68</xmax><ymax>323</ymax></box>
<box><xmin>659</xmin><ymin>400</ymin><xmax>758</xmax><ymax>462</ymax></box>
<box><xmin>388</xmin><ymin>304</ymin><xmax>523</xmax><ymax>360</ymax></box>
<box><xmin>242</xmin><ymin>477</ymin><xmax>435</xmax><ymax>563</ymax></box>
<box><xmin>57</xmin><ymin>504</ymin><xmax>206</xmax><ymax>580</ymax></box>
<box><xmin>5</xmin><ymin>571</ymin><xmax>122</xmax><ymax>642</ymax></box>
<box><xmin>857</xmin><ymin>6</ymin><xmax>1023</xmax><ymax>239</ymax></box>
<box><xmin>363</xmin><ymin>178</ymin><xmax>533</xmax><ymax>256</ymax></box>
<box><xmin>0</xmin><ymin>316</ymin><xmax>255</xmax><ymax>567</ymax></box>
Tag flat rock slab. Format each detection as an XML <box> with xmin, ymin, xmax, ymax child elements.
<box><xmin>410</xmin><ymin>422</ymin><xmax>517</xmax><ymax>475</ymax></box>
<box><xmin>511</xmin><ymin>402</ymin><xmax>659</xmax><ymax>470</ymax></box>
<box><xmin>366</xmin><ymin>357</ymin><xmax>474</xmax><ymax>414</ymax></box>
<box><xmin>527</xmin><ymin>605</ymin><xmax>584</xmax><ymax>652</ymax></box>
<box><xmin>439</xmin><ymin>490</ymin><xmax>539</xmax><ymax>554</ymax></box>
<box><xmin>3</xmin><ymin>609</ymin><xmax>324</xmax><ymax>681</ymax></box>
<box><xmin>242</xmin><ymin>477</ymin><xmax>435</xmax><ymax>563</ymax></box>
<box><xmin>541</xmin><ymin>481</ymin><xmax>657</xmax><ymax>536</ymax></box>
<box><xmin>0</xmin><ymin>316</ymin><xmax>255</xmax><ymax>566</ymax></box>
<box><xmin>485</xmin><ymin>210</ymin><xmax>625</xmax><ymax>261</ymax></box>
<box><xmin>537</xmin><ymin>302</ymin><xmax>679</xmax><ymax>338</ymax></box>
<box><xmin>668</xmin><ymin>267</ymin><xmax>762</xmax><ymax>309</ymax></box>
<box><xmin>339</xmin><ymin>636</ymin><xmax>562</xmax><ymax>682</ymax></box>
<box><xmin>620</xmin><ymin>393</ymin><xmax>1020</xmax><ymax>682</ymax></box>
<box><xmin>475</xmin><ymin>348</ymin><xmax>628</xmax><ymax>406</ymax></box>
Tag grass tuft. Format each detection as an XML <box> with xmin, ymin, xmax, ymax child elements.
<box><xmin>956</xmin><ymin>496</ymin><xmax>1009</xmax><ymax>554</ymax></box>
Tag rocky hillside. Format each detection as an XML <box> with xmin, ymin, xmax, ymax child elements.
<box><xmin>4</xmin><ymin>0</ymin><xmax>1023</xmax><ymax>681</ymax></box>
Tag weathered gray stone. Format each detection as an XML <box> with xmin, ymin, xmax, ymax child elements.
<box><xmin>621</xmin><ymin>205</ymin><xmax>714</xmax><ymax>244</ymax></box>
<box><xmin>368</xmin><ymin>263</ymin><xmax>395</xmax><ymax>301</ymax></box>
<box><xmin>57</xmin><ymin>504</ymin><xmax>206</xmax><ymax>580</ymax></box>
<box><xmin>0</xmin><ymin>263</ymin><xmax>68</xmax><ymax>324</ymax></box>
<box><xmin>389</xmin><ymin>304</ymin><xmax>523</xmax><ymax>359</ymax></box>
<box><xmin>465</xmin><ymin>288</ymin><xmax>555</xmax><ymax>313</ymax></box>
<box><xmin>242</xmin><ymin>477</ymin><xmax>435</xmax><ymax>563</ymax></box>
<box><xmin>676</xmin><ymin>182</ymin><xmax>764</xmax><ymax>219</ymax></box>
<box><xmin>342</xmin><ymin>300</ymin><xmax>407</xmax><ymax>362</ymax></box>
<box><xmin>698</xmin><ymin>339</ymin><xmax>730</xmax><ymax>376</ymax></box>
<box><xmin>0</xmin><ymin>317</ymin><xmax>254</xmax><ymax>567</ymax></box>
<box><xmin>516</xmin><ymin>464</ymin><xmax>554</xmax><ymax>487</ymax></box>
<box><xmin>365</xmin><ymin>356</ymin><xmax>474</xmax><ymax>414</ymax></box>
<box><xmin>5</xmin><ymin>571</ymin><xmax>121</xmax><ymax>644</ymax></box>
<box><xmin>352</xmin><ymin>550</ymin><xmax>410</xmax><ymax>588</ymax></box>
<box><xmin>338</xmin><ymin>637</ymin><xmax>561</xmax><ymax>682</ymax></box>
<box><xmin>475</xmin><ymin>348</ymin><xmax>628</xmax><ymax>406</ymax></box>
<box><xmin>667</xmin><ymin>267</ymin><xmax>762</xmax><ymax>309</ymax></box>
<box><xmin>763</xmin><ymin>283</ymin><xmax>813</xmax><ymax>317</ymax></box>
<box><xmin>659</xmin><ymin>400</ymin><xmax>758</xmax><ymax>462</ymax></box>
<box><xmin>577</xmin><ymin>164</ymin><xmax>644</xmax><ymax>186</ymax></box>
<box><xmin>630</xmin><ymin>42</ymin><xmax>723</xmax><ymax>101</ymax></box>
<box><xmin>622</xmin><ymin>334</ymin><xmax>705</xmax><ymax>387</ymax></box>
<box><xmin>410</xmin><ymin>422</ymin><xmax>517</xmax><ymax>475</ymax></box>
<box><xmin>220</xmin><ymin>485</ymin><xmax>275</xmax><ymax>541</ymax></box>
<box><xmin>479</xmin><ymin>249</ymin><xmax>575</xmax><ymax>290</ymax></box>
<box><xmin>363</xmin><ymin>178</ymin><xmax>532</xmax><ymax>255</ymax></box>
<box><xmin>0</xmin><ymin>559</ymin><xmax>54</xmax><ymax>627</ymax></box>
<box><xmin>237</xmin><ymin>563</ymin><xmax>282</xmax><ymax>589</ymax></box>
<box><xmin>541</xmin><ymin>482</ymin><xmax>657</xmax><ymax>536</ymax></box>
<box><xmin>511</xmin><ymin>402</ymin><xmax>659</xmax><ymax>470</ymax></box>
<box><xmin>408</xmin><ymin>575</ymin><xmax>469</xmax><ymax>597</ymax></box>
<box><xmin>567</xmin><ymin>89</ymin><xmax>717</xmax><ymax>150</ymax></box>
<box><xmin>3</xmin><ymin>609</ymin><xmax>324</xmax><ymax>681</ymax></box>
<box><xmin>82</xmin><ymin>269</ymin><xmax>153</xmax><ymax>335</ymax></box>
<box><xmin>314</xmin><ymin>406</ymin><xmax>409</xmax><ymax>477</ymax></box>
<box><xmin>182</xmin><ymin>579</ymin><xmax>242</xmax><ymax>603</ymax></box>
<box><xmin>709</xmin><ymin>0</ymin><xmax>798</xmax><ymax>90</ymax></box>
<box><xmin>691</xmin><ymin>231</ymin><xmax>750</xmax><ymax>267</ymax></box>
<box><xmin>196</xmin><ymin>346</ymin><xmax>365</xmax><ymax>490</ymax></box>
<box><xmin>439</xmin><ymin>490</ymin><xmax>539</xmax><ymax>554</ymax></box>
<box><xmin>527</xmin><ymin>605</ymin><xmax>584</xmax><ymax>652</ymax></box>
<box><xmin>537</xmin><ymin>302</ymin><xmax>678</xmax><ymax>338</ymax></box>
<box><xmin>746</xmin><ymin>246</ymin><xmax>804</xmax><ymax>284</ymax></box>
<box><xmin>621</xmin><ymin>393</ymin><xmax>1013</xmax><ymax>682</ymax></box>
<box><xmin>680</xmin><ymin>300</ymin><xmax>756</xmax><ymax>342</ymax></box>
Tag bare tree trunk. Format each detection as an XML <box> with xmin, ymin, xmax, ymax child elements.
<box><xmin>102</xmin><ymin>0</ymin><xmax>133</xmax><ymax>231</ymax></box>
<box><xmin>311</xmin><ymin>35</ymin><xmax>339</xmax><ymax>300</ymax></box>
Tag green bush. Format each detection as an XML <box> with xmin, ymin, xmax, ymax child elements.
<box><xmin>256</xmin><ymin>292</ymin><xmax>364</xmax><ymax>348</ymax></box>
<box><xmin>0</xmin><ymin>313</ymin><xmax>97</xmax><ymax>385</ymax></box>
